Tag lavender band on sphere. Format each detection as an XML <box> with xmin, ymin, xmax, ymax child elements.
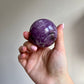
<box><xmin>28</xmin><ymin>19</ymin><xmax>57</xmax><ymax>48</ymax></box>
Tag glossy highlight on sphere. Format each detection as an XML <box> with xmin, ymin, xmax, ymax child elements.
<box><xmin>28</xmin><ymin>19</ymin><xmax>57</xmax><ymax>48</ymax></box>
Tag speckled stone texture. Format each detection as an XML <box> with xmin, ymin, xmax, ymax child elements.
<box><xmin>28</xmin><ymin>19</ymin><xmax>57</xmax><ymax>48</ymax></box>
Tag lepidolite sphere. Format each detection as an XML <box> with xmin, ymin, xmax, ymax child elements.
<box><xmin>28</xmin><ymin>19</ymin><xmax>57</xmax><ymax>48</ymax></box>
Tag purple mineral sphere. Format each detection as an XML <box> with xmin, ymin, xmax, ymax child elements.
<box><xmin>28</xmin><ymin>19</ymin><xmax>57</xmax><ymax>48</ymax></box>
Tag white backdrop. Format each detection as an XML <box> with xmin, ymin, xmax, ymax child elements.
<box><xmin>0</xmin><ymin>0</ymin><xmax>84</xmax><ymax>84</ymax></box>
